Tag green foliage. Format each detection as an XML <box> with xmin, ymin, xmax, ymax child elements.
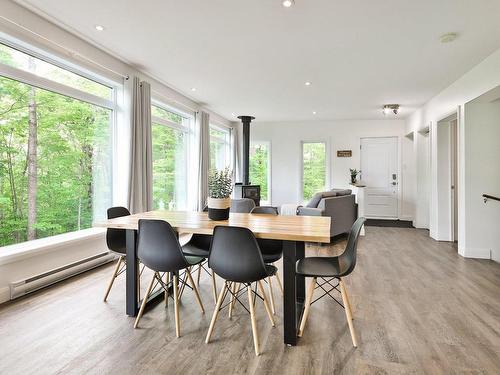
<box><xmin>208</xmin><ymin>167</ymin><xmax>233</xmax><ymax>199</ymax></box>
<box><xmin>349</xmin><ymin>168</ymin><xmax>361</xmax><ymax>177</ymax></box>
<box><xmin>0</xmin><ymin>47</ymin><xmax>112</xmax><ymax>247</ymax></box>
<box><xmin>303</xmin><ymin>142</ymin><xmax>326</xmax><ymax>200</ymax></box>
<box><xmin>152</xmin><ymin>123</ymin><xmax>186</xmax><ymax>210</ymax></box>
<box><xmin>249</xmin><ymin>143</ymin><xmax>269</xmax><ymax>201</ymax></box>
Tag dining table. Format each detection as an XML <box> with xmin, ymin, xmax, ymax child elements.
<box><xmin>95</xmin><ymin>210</ymin><xmax>331</xmax><ymax>346</ymax></box>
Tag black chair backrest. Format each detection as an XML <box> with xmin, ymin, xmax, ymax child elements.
<box><xmin>137</xmin><ymin>219</ymin><xmax>190</xmax><ymax>273</ymax></box>
<box><xmin>209</xmin><ymin>226</ymin><xmax>269</xmax><ymax>283</ymax></box>
<box><xmin>250</xmin><ymin>206</ymin><xmax>278</xmax><ymax>215</ymax></box>
<box><xmin>106</xmin><ymin>206</ymin><xmax>131</xmax><ymax>254</ymax></box>
<box><xmin>338</xmin><ymin>217</ymin><xmax>366</xmax><ymax>276</ymax></box>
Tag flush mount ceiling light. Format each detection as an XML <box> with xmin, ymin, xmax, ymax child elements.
<box><xmin>440</xmin><ymin>32</ymin><xmax>458</xmax><ymax>43</ymax></box>
<box><xmin>191</xmin><ymin>87</ymin><xmax>197</xmax><ymax>92</ymax></box>
<box><xmin>383</xmin><ymin>104</ymin><xmax>400</xmax><ymax>115</ymax></box>
<box><xmin>95</xmin><ymin>25</ymin><xmax>105</xmax><ymax>31</ymax></box>
<box><xmin>312</xmin><ymin>111</ymin><xmax>317</xmax><ymax>115</ymax></box>
<box><xmin>304</xmin><ymin>81</ymin><xmax>311</xmax><ymax>86</ymax></box>
<box><xmin>282</xmin><ymin>0</ymin><xmax>295</xmax><ymax>8</ymax></box>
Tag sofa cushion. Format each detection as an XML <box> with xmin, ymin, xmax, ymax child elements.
<box><xmin>330</xmin><ymin>188</ymin><xmax>352</xmax><ymax>196</ymax></box>
<box><xmin>306</xmin><ymin>191</ymin><xmax>338</xmax><ymax>208</ymax></box>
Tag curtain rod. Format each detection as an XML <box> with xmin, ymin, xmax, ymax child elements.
<box><xmin>0</xmin><ymin>15</ymin><xmax>129</xmax><ymax>80</ymax></box>
<box><xmin>151</xmin><ymin>88</ymin><xmax>198</xmax><ymax>113</ymax></box>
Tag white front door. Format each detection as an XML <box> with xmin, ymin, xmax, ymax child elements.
<box><xmin>360</xmin><ymin>137</ymin><xmax>399</xmax><ymax>218</ymax></box>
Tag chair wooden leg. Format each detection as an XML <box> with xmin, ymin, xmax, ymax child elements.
<box><xmin>205</xmin><ymin>281</ymin><xmax>228</xmax><ymax>344</ymax></box>
<box><xmin>248</xmin><ymin>284</ymin><xmax>260</xmax><ymax>356</ymax></box>
<box><xmin>298</xmin><ymin>277</ymin><xmax>316</xmax><ymax>337</ymax></box>
<box><xmin>267</xmin><ymin>277</ymin><xmax>276</xmax><ymax>315</ymax></box>
<box><xmin>339</xmin><ymin>279</ymin><xmax>358</xmax><ymax>347</ymax></box>
<box><xmin>103</xmin><ymin>256</ymin><xmax>123</xmax><ymax>302</ymax></box>
<box><xmin>178</xmin><ymin>268</ymin><xmax>189</xmax><ymax>300</ymax></box>
<box><xmin>211</xmin><ymin>269</ymin><xmax>218</xmax><ymax>303</ymax></box>
<box><xmin>228</xmin><ymin>282</ymin><xmax>236</xmax><ymax>319</ymax></box>
<box><xmin>197</xmin><ymin>264</ymin><xmax>202</xmax><ymax>286</ymax></box>
<box><xmin>274</xmin><ymin>270</ymin><xmax>284</xmax><ymax>296</ymax></box>
<box><xmin>186</xmin><ymin>268</ymin><xmax>205</xmax><ymax>314</ymax></box>
<box><xmin>257</xmin><ymin>280</ymin><xmax>275</xmax><ymax>327</ymax></box>
<box><xmin>230</xmin><ymin>283</ymin><xmax>241</xmax><ymax>315</ymax></box>
<box><xmin>134</xmin><ymin>273</ymin><xmax>156</xmax><ymax>329</ymax></box>
<box><xmin>342</xmin><ymin>279</ymin><xmax>354</xmax><ymax>317</ymax></box>
<box><xmin>173</xmin><ymin>273</ymin><xmax>181</xmax><ymax>338</ymax></box>
<box><xmin>165</xmin><ymin>272</ymin><xmax>170</xmax><ymax>307</ymax></box>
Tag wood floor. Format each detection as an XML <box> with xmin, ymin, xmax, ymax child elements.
<box><xmin>1</xmin><ymin>227</ymin><xmax>499</xmax><ymax>374</ymax></box>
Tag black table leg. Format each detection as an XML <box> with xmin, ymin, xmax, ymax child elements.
<box><xmin>283</xmin><ymin>240</ymin><xmax>305</xmax><ymax>346</ymax></box>
<box><xmin>126</xmin><ymin>229</ymin><xmax>139</xmax><ymax>316</ymax></box>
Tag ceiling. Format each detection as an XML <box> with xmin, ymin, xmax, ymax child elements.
<box><xmin>14</xmin><ymin>0</ymin><xmax>500</xmax><ymax>122</ymax></box>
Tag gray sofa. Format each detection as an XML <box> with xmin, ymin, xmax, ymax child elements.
<box><xmin>297</xmin><ymin>189</ymin><xmax>357</xmax><ymax>238</ymax></box>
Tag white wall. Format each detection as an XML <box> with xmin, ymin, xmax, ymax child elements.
<box><xmin>463</xmin><ymin>99</ymin><xmax>500</xmax><ymax>260</ymax></box>
<box><xmin>0</xmin><ymin>1</ymin><xmax>232</xmax><ymax>303</ymax></box>
<box><xmin>250</xmin><ymin>119</ymin><xmax>407</xmax><ymax>211</ymax></box>
<box><xmin>405</xmin><ymin>45</ymin><xmax>500</xmax><ymax>259</ymax></box>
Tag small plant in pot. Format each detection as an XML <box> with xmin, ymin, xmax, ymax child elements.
<box><xmin>349</xmin><ymin>168</ymin><xmax>361</xmax><ymax>184</ymax></box>
<box><xmin>207</xmin><ymin>167</ymin><xmax>233</xmax><ymax>220</ymax></box>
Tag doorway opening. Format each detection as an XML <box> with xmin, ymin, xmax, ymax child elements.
<box><xmin>436</xmin><ymin>112</ymin><xmax>458</xmax><ymax>242</ymax></box>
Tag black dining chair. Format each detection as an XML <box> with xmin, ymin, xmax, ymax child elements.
<box><xmin>134</xmin><ymin>219</ymin><xmax>205</xmax><ymax>337</ymax></box>
<box><xmin>249</xmin><ymin>206</ymin><xmax>283</xmax><ymax>315</ymax></box>
<box><xmin>205</xmin><ymin>226</ymin><xmax>276</xmax><ymax>356</ymax></box>
<box><xmin>103</xmin><ymin>207</ymin><xmax>145</xmax><ymax>301</ymax></box>
<box><xmin>296</xmin><ymin>217</ymin><xmax>365</xmax><ymax>347</ymax></box>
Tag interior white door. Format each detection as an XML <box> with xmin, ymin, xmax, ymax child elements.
<box><xmin>360</xmin><ymin>137</ymin><xmax>399</xmax><ymax>218</ymax></box>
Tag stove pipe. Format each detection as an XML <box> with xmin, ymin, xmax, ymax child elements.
<box><xmin>237</xmin><ymin>115</ymin><xmax>255</xmax><ymax>185</ymax></box>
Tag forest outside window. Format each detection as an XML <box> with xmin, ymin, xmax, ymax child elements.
<box><xmin>151</xmin><ymin>103</ymin><xmax>191</xmax><ymax>210</ymax></box>
<box><xmin>302</xmin><ymin>142</ymin><xmax>327</xmax><ymax>201</ymax></box>
<box><xmin>249</xmin><ymin>141</ymin><xmax>270</xmax><ymax>204</ymax></box>
<box><xmin>209</xmin><ymin>125</ymin><xmax>231</xmax><ymax>171</ymax></box>
<box><xmin>0</xmin><ymin>42</ymin><xmax>115</xmax><ymax>247</ymax></box>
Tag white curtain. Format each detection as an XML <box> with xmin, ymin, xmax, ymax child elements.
<box><xmin>128</xmin><ymin>77</ymin><xmax>152</xmax><ymax>213</ymax></box>
<box><xmin>231</xmin><ymin>125</ymin><xmax>241</xmax><ymax>183</ymax></box>
<box><xmin>197</xmin><ymin>111</ymin><xmax>210</xmax><ymax>211</ymax></box>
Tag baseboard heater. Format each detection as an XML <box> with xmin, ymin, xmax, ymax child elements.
<box><xmin>9</xmin><ymin>252</ymin><xmax>115</xmax><ymax>300</ymax></box>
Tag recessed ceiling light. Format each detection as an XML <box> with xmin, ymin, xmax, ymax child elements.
<box><xmin>191</xmin><ymin>87</ymin><xmax>197</xmax><ymax>92</ymax></box>
<box><xmin>282</xmin><ymin>0</ymin><xmax>294</xmax><ymax>8</ymax></box>
<box><xmin>440</xmin><ymin>32</ymin><xmax>458</xmax><ymax>43</ymax></box>
<box><xmin>95</xmin><ymin>25</ymin><xmax>105</xmax><ymax>31</ymax></box>
<box><xmin>305</xmin><ymin>81</ymin><xmax>311</xmax><ymax>86</ymax></box>
<box><xmin>312</xmin><ymin>111</ymin><xmax>317</xmax><ymax>115</ymax></box>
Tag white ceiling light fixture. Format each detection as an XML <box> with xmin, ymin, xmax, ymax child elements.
<box><xmin>95</xmin><ymin>25</ymin><xmax>105</xmax><ymax>31</ymax></box>
<box><xmin>382</xmin><ymin>104</ymin><xmax>400</xmax><ymax>115</ymax></box>
<box><xmin>440</xmin><ymin>32</ymin><xmax>458</xmax><ymax>43</ymax></box>
<box><xmin>312</xmin><ymin>111</ymin><xmax>317</xmax><ymax>115</ymax></box>
<box><xmin>191</xmin><ymin>87</ymin><xmax>197</xmax><ymax>92</ymax></box>
<box><xmin>282</xmin><ymin>0</ymin><xmax>295</xmax><ymax>8</ymax></box>
<box><xmin>304</xmin><ymin>81</ymin><xmax>311</xmax><ymax>86</ymax></box>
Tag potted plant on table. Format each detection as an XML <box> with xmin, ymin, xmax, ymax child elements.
<box><xmin>349</xmin><ymin>168</ymin><xmax>361</xmax><ymax>184</ymax></box>
<box><xmin>207</xmin><ymin>167</ymin><xmax>233</xmax><ymax>220</ymax></box>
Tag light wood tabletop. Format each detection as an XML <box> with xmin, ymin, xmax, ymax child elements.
<box><xmin>94</xmin><ymin>210</ymin><xmax>331</xmax><ymax>243</ymax></box>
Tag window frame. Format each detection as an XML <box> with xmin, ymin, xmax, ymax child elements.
<box><xmin>249</xmin><ymin>140</ymin><xmax>272</xmax><ymax>205</ymax></box>
<box><xmin>209</xmin><ymin>123</ymin><xmax>231</xmax><ymax>171</ymax></box>
<box><xmin>0</xmin><ymin>36</ymin><xmax>119</xmax><ymax>249</ymax></box>
<box><xmin>300</xmin><ymin>140</ymin><xmax>330</xmax><ymax>202</ymax></box>
<box><xmin>151</xmin><ymin>100</ymin><xmax>194</xmax><ymax>211</ymax></box>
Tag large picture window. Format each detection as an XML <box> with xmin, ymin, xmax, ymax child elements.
<box><xmin>209</xmin><ymin>125</ymin><xmax>231</xmax><ymax>171</ymax></box>
<box><xmin>151</xmin><ymin>103</ymin><xmax>191</xmax><ymax>210</ymax></box>
<box><xmin>0</xmin><ymin>42</ymin><xmax>115</xmax><ymax>247</ymax></box>
<box><xmin>302</xmin><ymin>142</ymin><xmax>327</xmax><ymax>201</ymax></box>
<box><xmin>249</xmin><ymin>142</ymin><xmax>271</xmax><ymax>203</ymax></box>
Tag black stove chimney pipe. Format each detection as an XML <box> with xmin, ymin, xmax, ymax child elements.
<box><xmin>237</xmin><ymin>115</ymin><xmax>255</xmax><ymax>185</ymax></box>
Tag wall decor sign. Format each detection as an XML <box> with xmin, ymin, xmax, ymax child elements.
<box><xmin>337</xmin><ymin>150</ymin><xmax>352</xmax><ymax>157</ymax></box>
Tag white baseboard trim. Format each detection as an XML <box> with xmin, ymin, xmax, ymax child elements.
<box><xmin>398</xmin><ymin>215</ymin><xmax>413</xmax><ymax>221</ymax></box>
<box><xmin>0</xmin><ymin>286</ymin><xmax>10</xmax><ymax>304</ymax></box>
<box><xmin>458</xmin><ymin>247</ymin><xmax>491</xmax><ymax>259</ymax></box>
